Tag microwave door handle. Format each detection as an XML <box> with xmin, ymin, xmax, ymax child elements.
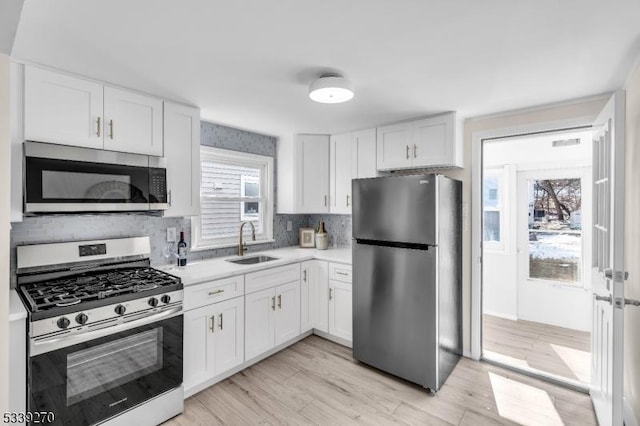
<box><xmin>30</xmin><ymin>305</ymin><xmax>183</xmax><ymax>356</ymax></box>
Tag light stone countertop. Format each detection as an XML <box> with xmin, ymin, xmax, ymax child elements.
<box><xmin>159</xmin><ymin>246</ymin><xmax>352</xmax><ymax>286</ymax></box>
<box><xmin>9</xmin><ymin>290</ymin><xmax>28</xmax><ymax>322</ymax></box>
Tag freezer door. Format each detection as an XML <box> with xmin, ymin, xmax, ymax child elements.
<box><xmin>352</xmin><ymin>241</ymin><xmax>438</xmax><ymax>389</ymax></box>
<box><xmin>352</xmin><ymin>175</ymin><xmax>437</xmax><ymax>245</ymax></box>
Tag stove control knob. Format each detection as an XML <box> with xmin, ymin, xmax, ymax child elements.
<box><xmin>114</xmin><ymin>305</ymin><xmax>126</xmax><ymax>316</ymax></box>
<box><xmin>148</xmin><ymin>297</ymin><xmax>159</xmax><ymax>308</ymax></box>
<box><xmin>57</xmin><ymin>317</ymin><xmax>70</xmax><ymax>329</ymax></box>
<box><xmin>75</xmin><ymin>313</ymin><xmax>88</xmax><ymax>325</ymax></box>
<box><xmin>161</xmin><ymin>295</ymin><xmax>171</xmax><ymax>304</ymax></box>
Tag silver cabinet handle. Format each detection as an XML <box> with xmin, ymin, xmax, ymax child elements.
<box><xmin>271</xmin><ymin>296</ymin><xmax>276</xmax><ymax>311</ymax></box>
<box><xmin>209</xmin><ymin>315</ymin><xmax>215</xmax><ymax>333</ymax></box>
<box><xmin>277</xmin><ymin>294</ymin><xmax>282</xmax><ymax>309</ymax></box>
<box><xmin>413</xmin><ymin>144</ymin><xmax>417</xmax><ymax>158</ymax></box>
<box><xmin>96</xmin><ymin>117</ymin><xmax>101</xmax><ymax>137</ymax></box>
<box><xmin>594</xmin><ymin>294</ymin><xmax>612</xmax><ymax>304</ymax></box>
<box><xmin>625</xmin><ymin>298</ymin><xmax>640</xmax><ymax>307</ymax></box>
<box><xmin>108</xmin><ymin>119</ymin><xmax>114</xmax><ymax>140</ymax></box>
<box><xmin>167</xmin><ymin>190</ymin><xmax>172</xmax><ymax>206</ymax></box>
<box><xmin>329</xmin><ymin>288</ymin><xmax>333</xmax><ymax>301</ymax></box>
<box><xmin>324</xmin><ymin>195</ymin><xmax>328</xmax><ymax>206</ymax></box>
<box><xmin>208</xmin><ymin>289</ymin><xmax>224</xmax><ymax>296</ymax></box>
<box><xmin>346</xmin><ymin>195</ymin><xmax>350</xmax><ymax>207</ymax></box>
<box><xmin>303</xmin><ymin>269</ymin><xmax>307</xmax><ymax>282</ymax></box>
<box><xmin>406</xmin><ymin>145</ymin><xmax>410</xmax><ymax>159</ymax></box>
<box><xmin>218</xmin><ymin>313</ymin><xmax>223</xmax><ymax>330</ymax></box>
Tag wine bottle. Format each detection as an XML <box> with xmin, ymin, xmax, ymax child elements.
<box><xmin>177</xmin><ymin>231</ymin><xmax>188</xmax><ymax>267</ymax></box>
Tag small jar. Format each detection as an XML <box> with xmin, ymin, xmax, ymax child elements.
<box><xmin>315</xmin><ymin>221</ymin><xmax>329</xmax><ymax>250</ymax></box>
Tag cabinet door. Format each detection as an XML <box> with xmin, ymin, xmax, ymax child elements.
<box><xmin>300</xmin><ymin>262</ymin><xmax>312</xmax><ymax>333</ymax></box>
<box><xmin>245</xmin><ymin>288</ymin><xmax>275</xmax><ymax>360</ymax></box>
<box><xmin>163</xmin><ymin>102</ymin><xmax>201</xmax><ymax>217</ymax></box>
<box><xmin>103</xmin><ymin>86</ymin><xmax>163</xmax><ymax>156</ymax></box>
<box><xmin>274</xmin><ymin>281</ymin><xmax>301</xmax><ymax>346</ymax></box>
<box><xmin>329</xmin><ymin>280</ymin><xmax>353</xmax><ymax>342</ymax></box>
<box><xmin>213</xmin><ymin>297</ymin><xmax>245</xmax><ymax>376</ymax></box>
<box><xmin>296</xmin><ymin>134</ymin><xmax>329</xmax><ymax>213</ymax></box>
<box><xmin>412</xmin><ymin>113</ymin><xmax>454</xmax><ymax>168</ymax></box>
<box><xmin>353</xmin><ymin>128</ymin><xmax>377</xmax><ymax>179</ymax></box>
<box><xmin>183</xmin><ymin>305</ymin><xmax>216</xmax><ymax>391</ymax></box>
<box><xmin>24</xmin><ymin>66</ymin><xmax>104</xmax><ymax>150</ymax></box>
<box><xmin>330</xmin><ymin>133</ymin><xmax>354</xmax><ymax>214</ymax></box>
<box><xmin>311</xmin><ymin>261</ymin><xmax>330</xmax><ymax>333</ymax></box>
<box><xmin>376</xmin><ymin>122</ymin><xmax>412</xmax><ymax>171</ymax></box>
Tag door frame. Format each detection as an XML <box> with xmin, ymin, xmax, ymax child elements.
<box><xmin>471</xmin><ymin>114</ymin><xmax>603</xmax><ymax>360</ymax></box>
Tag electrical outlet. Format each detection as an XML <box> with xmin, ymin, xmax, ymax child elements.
<box><xmin>286</xmin><ymin>220</ymin><xmax>293</xmax><ymax>231</ymax></box>
<box><xmin>166</xmin><ymin>227</ymin><xmax>177</xmax><ymax>243</ymax></box>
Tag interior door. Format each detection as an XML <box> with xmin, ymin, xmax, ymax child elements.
<box><xmin>590</xmin><ymin>92</ymin><xmax>626</xmax><ymax>426</ymax></box>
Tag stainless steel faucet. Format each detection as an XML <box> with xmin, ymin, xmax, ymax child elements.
<box><xmin>238</xmin><ymin>221</ymin><xmax>256</xmax><ymax>256</ymax></box>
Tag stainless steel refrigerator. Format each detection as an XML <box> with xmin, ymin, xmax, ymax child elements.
<box><xmin>352</xmin><ymin>173</ymin><xmax>462</xmax><ymax>392</ymax></box>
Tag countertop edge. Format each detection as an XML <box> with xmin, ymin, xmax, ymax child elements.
<box><xmin>161</xmin><ymin>247</ymin><xmax>352</xmax><ymax>287</ymax></box>
<box><xmin>9</xmin><ymin>290</ymin><xmax>28</xmax><ymax>322</ymax></box>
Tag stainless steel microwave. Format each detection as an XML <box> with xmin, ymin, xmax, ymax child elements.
<box><xmin>24</xmin><ymin>142</ymin><xmax>168</xmax><ymax>214</ymax></box>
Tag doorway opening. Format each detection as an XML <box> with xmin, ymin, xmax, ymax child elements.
<box><xmin>481</xmin><ymin>128</ymin><xmax>593</xmax><ymax>389</ymax></box>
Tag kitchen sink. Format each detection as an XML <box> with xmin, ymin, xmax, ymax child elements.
<box><xmin>226</xmin><ymin>255</ymin><xmax>279</xmax><ymax>265</ymax></box>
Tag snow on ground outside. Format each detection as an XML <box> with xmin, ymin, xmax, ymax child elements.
<box><xmin>529</xmin><ymin>233</ymin><xmax>581</xmax><ymax>260</ymax></box>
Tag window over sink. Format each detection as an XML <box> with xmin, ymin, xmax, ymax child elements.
<box><xmin>192</xmin><ymin>147</ymin><xmax>274</xmax><ymax>250</ymax></box>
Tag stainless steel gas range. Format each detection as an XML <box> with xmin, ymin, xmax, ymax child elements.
<box><xmin>16</xmin><ymin>237</ymin><xmax>184</xmax><ymax>426</ymax></box>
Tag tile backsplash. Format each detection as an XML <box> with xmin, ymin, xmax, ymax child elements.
<box><xmin>9</xmin><ymin>121</ymin><xmax>353</xmax><ymax>287</ymax></box>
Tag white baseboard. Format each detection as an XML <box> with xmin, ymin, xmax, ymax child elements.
<box><xmin>313</xmin><ymin>329</ymin><xmax>352</xmax><ymax>348</ymax></box>
<box><xmin>625</xmin><ymin>397</ymin><xmax>639</xmax><ymax>426</ymax></box>
<box><xmin>483</xmin><ymin>310</ymin><xmax>518</xmax><ymax>321</ymax></box>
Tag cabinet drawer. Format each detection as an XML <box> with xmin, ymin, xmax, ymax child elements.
<box><xmin>184</xmin><ymin>275</ymin><xmax>245</xmax><ymax>311</ymax></box>
<box><xmin>329</xmin><ymin>263</ymin><xmax>352</xmax><ymax>283</ymax></box>
<box><xmin>245</xmin><ymin>263</ymin><xmax>301</xmax><ymax>294</ymax></box>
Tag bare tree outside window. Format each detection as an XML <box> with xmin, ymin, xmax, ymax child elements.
<box><xmin>529</xmin><ymin>178</ymin><xmax>582</xmax><ymax>284</ymax></box>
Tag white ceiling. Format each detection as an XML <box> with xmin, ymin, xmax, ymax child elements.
<box><xmin>11</xmin><ymin>0</ymin><xmax>640</xmax><ymax>139</ymax></box>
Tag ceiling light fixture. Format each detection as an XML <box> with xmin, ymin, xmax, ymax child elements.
<box><xmin>308</xmin><ymin>73</ymin><xmax>354</xmax><ymax>104</ymax></box>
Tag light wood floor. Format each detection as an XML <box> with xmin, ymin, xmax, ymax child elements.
<box><xmin>164</xmin><ymin>335</ymin><xmax>596</xmax><ymax>425</ymax></box>
<box><xmin>483</xmin><ymin>314</ymin><xmax>591</xmax><ymax>385</ymax></box>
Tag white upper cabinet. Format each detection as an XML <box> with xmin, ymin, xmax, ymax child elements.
<box><xmin>352</xmin><ymin>128</ymin><xmax>377</xmax><ymax>179</ymax></box>
<box><xmin>163</xmin><ymin>102</ymin><xmax>201</xmax><ymax>217</ymax></box>
<box><xmin>23</xmin><ymin>65</ymin><xmax>164</xmax><ymax>156</ymax></box>
<box><xmin>330</xmin><ymin>132</ymin><xmax>354</xmax><ymax>214</ymax></box>
<box><xmin>296</xmin><ymin>134</ymin><xmax>330</xmax><ymax>213</ymax></box>
<box><xmin>24</xmin><ymin>66</ymin><xmax>104</xmax><ymax>150</ymax></box>
<box><xmin>376</xmin><ymin>112</ymin><xmax>461</xmax><ymax>170</ymax></box>
<box><xmin>329</xmin><ymin>128</ymin><xmax>376</xmax><ymax>214</ymax></box>
<box><xmin>103</xmin><ymin>87</ymin><xmax>163</xmax><ymax>156</ymax></box>
<box><xmin>376</xmin><ymin>122</ymin><xmax>413</xmax><ymax>171</ymax></box>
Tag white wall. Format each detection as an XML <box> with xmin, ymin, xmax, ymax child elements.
<box><xmin>482</xmin><ymin>130</ymin><xmax>592</xmax><ymax>332</ymax></box>
<box><xmin>0</xmin><ymin>52</ymin><xmax>11</xmax><ymax>414</ymax></box>
<box><xmin>624</xmin><ymin>59</ymin><xmax>640</xmax><ymax>425</ymax></box>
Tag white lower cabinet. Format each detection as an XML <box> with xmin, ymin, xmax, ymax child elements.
<box><xmin>183</xmin><ymin>296</ymin><xmax>244</xmax><ymax>392</ymax></box>
<box><xmin>245</xmin><ymin>281</ymin><xmax>301</xmax><ymax>360</ymax></box>
<box><xmin>301</xmin><ymin>260</ymin><xmax>329</xmax><ymax>333</ymax></box>
<box><xmin>328</xmin><ymin>280</ymin><xmax>353</xmax><ymax>342</ymax></box>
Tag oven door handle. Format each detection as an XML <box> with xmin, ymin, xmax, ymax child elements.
<box><xmin>30</xmin><ymin>305</ymin><xmax>183</xmax><ymax>356</ymax></box>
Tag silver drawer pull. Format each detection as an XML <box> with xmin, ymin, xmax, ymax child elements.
<box><xmin>336</xmin><ymin>271</ymin><xmax>349</xmax><ymax>276</ymax></box>
<box><xmin>208</xmin><ymin>289</ymin><xmax>225</xmax><ymax>296</ymax></box>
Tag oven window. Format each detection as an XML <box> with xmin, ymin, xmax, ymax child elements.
<box><xmin>42</xmin><ymin>170</ymin><xmax>132</xmax><ymax>200</ymax></box>
<box><xmin>66</xmin><ymin>328</ymin><xmax>163</xmax><ymax>406</ymax></box>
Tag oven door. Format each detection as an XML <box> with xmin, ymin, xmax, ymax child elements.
<box><xmin>23</xmin><ymin>141</ymin><xmax>167</xmax><ymax>213</ymax></box>
<box><xmin>28</xmin><ymin>314</ymin><xmax>182</xmax><ymax>426</ymax></box>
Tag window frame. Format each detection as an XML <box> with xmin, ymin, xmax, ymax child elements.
<box><xmin>483</xmin><ymin>167</ymin><xmax>507</xmax><ymax>252</ymax></box>
<box><xmin>192</xmin><ymin>146</ymin><xmax>274</xmax><ymax>250</ymax></box>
